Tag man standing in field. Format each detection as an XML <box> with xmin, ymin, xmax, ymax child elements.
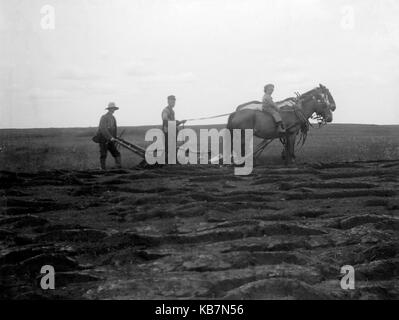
<box><xmin>263</xmin><ymin>84</ymin><xmax>286</xmax><ymax>134</ymax></box>
<box><xmin>161</xmin><ymin>95</ymin><xmax>186</xmax><ymax>163</ymax></box>
<box><xmin>96</xmin><ymin>102</ymin><xmax>122</xmax><ymax>170</ymax></box>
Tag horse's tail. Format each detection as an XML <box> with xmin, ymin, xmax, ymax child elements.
<box><xmin>226</xmin><ymin>112</ymin><xmax>236</xmax><ymax>130</ymax></box>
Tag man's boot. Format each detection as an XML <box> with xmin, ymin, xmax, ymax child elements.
<box><xmin>115</xmin><ymin>156</ymin><xmax>122</xmax><ymax>169</ymax></box>
<box><xmin>100</xmin><ymin>159</ymin><xmax>106</xmax><ymax>170</ymax></box>
<box><xmin>277</xmin><ymin>122</ymin><xmax>286</xmax><ymax>134</ymax></box>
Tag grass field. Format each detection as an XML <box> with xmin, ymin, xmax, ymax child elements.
<box><xmin>0</xmin><ymin>124</ymin><xmax>398</xmax><ymax>172</ymax></box>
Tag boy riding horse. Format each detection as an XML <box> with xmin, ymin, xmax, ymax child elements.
<box><xmin>262</xmin><ymin>84</ymin><xmax>286</xmax><ymax>134</ymax></box>
<box><xmin>235</xmin><ymin>83</ymin><xmax>289</xmax><ymax>134</ymax></box>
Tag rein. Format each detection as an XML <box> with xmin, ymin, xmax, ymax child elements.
<box><xmin>311</xmin><ymin>114</ymin><xmax>328</xmax><ymax>127</ymax></box>
<box><xmin>184</xmin><ymin>113</ymin><xmax>232</xmax><ymax>122</ymax></box>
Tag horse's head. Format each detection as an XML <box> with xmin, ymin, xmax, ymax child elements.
<box><xmin>318</xmin><ymin>84</ymin><xmax>336</xmax><ymax>112</ymax></box>
<box><xmin>300</xmin><ymin>84</ymin><xmax>336</xmax><ymax>123</ymax></box>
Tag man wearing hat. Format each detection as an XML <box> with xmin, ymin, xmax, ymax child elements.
<box><xmin>96</xmin><ymin>102</ymin><xmax>122</xmax><ymax>170</ymax></box>
<box><xmin>263</xmin><ymin>84</ymin><xmax>285</xmax><ymax>134</ymax></box>
<box><xmin>161</xmin><ymin>95</ymin><xmax>186</xmax><ymax>163</ymax></box>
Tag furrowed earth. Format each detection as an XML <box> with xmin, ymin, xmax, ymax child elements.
<box><xmin>0</xmin><ymin>124</ymin><xmax>398</xmax><ymax>299</ymax></box>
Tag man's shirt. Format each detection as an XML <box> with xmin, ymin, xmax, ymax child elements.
<box><xmin>98</xmin><ymin>113</ymin><xmax>117</xmax><ymax>141</ymax></box>
<box><xmin>162</xmin><ymin>106</ymin><xmax>175</xmax><ymax>132</ymax></box>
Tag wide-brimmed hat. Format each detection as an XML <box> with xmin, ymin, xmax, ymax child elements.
<box><xmin>106</xmin><ymin>102</ymin><xmax>119</xmax><ymax>110</ymax></box>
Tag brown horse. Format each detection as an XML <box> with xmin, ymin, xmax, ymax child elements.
<box><xmin>227</xmin><ymin>84</ymin><xmax>336</xmax><ymax>165</ymax></box>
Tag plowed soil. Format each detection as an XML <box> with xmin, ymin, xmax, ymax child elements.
<box><xmin>1</xmin><ymin>160</ymin><xmax>398</xmax><ymax>299</ymax></box>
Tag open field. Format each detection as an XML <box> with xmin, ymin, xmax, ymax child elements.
<box><xmin>1</xmin><ymin>124</ymin><xmax>399</xmax><ymax>172</ymax></box>
<box><xmin>0</xmin><ymin>124</ymin><xmax>399</xmax><ymax>299</ymax></box>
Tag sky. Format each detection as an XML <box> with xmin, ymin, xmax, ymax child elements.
<box><xmin>0</xmin><ymin>0</ymin><xmax>399</xmax><ymax>128</ymax></box>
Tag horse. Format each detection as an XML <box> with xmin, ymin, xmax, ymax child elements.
<box><xmin>226</xmin><ymin>84</ymin><xmax>336</xmax><ymax>165</ymax></box>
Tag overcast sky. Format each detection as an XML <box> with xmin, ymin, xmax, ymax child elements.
<box><xmin>1</xmin><ymin>0</ymin><xmax>399</xmax><ymax>128</ymax></box>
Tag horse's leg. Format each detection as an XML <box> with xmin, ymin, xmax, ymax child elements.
<box><xmin>279</xmin><ymin>136</ymin><xmax>289</xmax><ymax>164</ymax></box>
<box><xmin>285</xmin><ymin>134</ymin><xmax>296</xmax><ymax>165</ymax></box>
<box><xmin>283</xmin><ymin>138</ymin><xmax>290</xmax><ymax>165</ymax></box>
<box><xmin>291</xmin><ymin>134</ymin><xmax>297</xmax><ymax>161</ymax></box>
<box><xmin>281</xmin><ymin>135</ymin><xmax>296</xmax><ymax>161</ymax></box>
<box><xmin>281</xmin><ymin>149</ymin><xmax>286</xmax><ymax>161</ymax></box>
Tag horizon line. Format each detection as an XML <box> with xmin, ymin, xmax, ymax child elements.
<box><xmin>1</xmin><ymin>122</ymin><xmax>399</xmax><ymax>130</ymax></box>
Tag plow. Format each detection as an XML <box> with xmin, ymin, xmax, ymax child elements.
<box><xmin>113</xmin><ymin>134</ymin><xmax>273</xmax><ymax>164</ymax></box>
<box><xmin>110</xmin><ymin>114</ymin><xmax>281</xmax><ymax>164</ymax></box>
<box><xmin>113</xmin><ymin>137</ymin><xmax>146</xmax><ymax>158</ymax></box>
